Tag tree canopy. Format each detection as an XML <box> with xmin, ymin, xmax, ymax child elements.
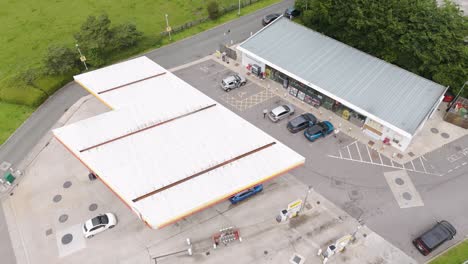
<box><xmin>296</xmin><ymin>0</ymin><xmax>468</xmax><ymax>96</ymax></box>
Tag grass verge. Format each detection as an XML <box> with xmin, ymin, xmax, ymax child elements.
<box><xmin>0</xmin><ymin>102</ymin><xmax>35</xmax><ymax>144</ymax></box>
<box><xmin>430</xmin><ymin>240</ymin><xmax>468</xmax><ymax>264</ymax></box>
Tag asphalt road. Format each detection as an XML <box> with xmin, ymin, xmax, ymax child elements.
<box><xmin>173</xmin><ymin>59</ymin><xmax>468</xmax><ymax>262</ymax></box>
<box><xmin>0</xmin><ymin>1</ymin><xmax>294</xmax><ymax>263</ymax></box>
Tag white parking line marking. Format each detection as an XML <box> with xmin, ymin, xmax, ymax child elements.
<box><xmin>366</xmin><ymin>146</ymin><xmax>374</xmax><ymax>164</ymax></box>
<box><xmin>339</xmin><ymin>150</ymin><xmax>342</xmax><ymax>159</ymax></box>
<box><xmin>411</xmin><ymin>160</ymin><xmax>416</xmax><ymax>171</ymax></box>
<box><xmin>346</xmin><ymin>140</ymin><xmax>357</xmax><ymax>148</ymax></box>
<box><xmin>378</xmin><ymin>153</ymin><xmax>383</xmax><ymax>165</ymax></box>
<box><xmin>347</xmin><ymin>146</ymin><xmax>352</xmax><ymax>160</ymax></box>
<box><xmin>355</xmin><ymin>142</ymin><xmax>363</xmax><ymax>161</ymax></box>
<box><xmin>420</xmin><ymin>157</ymin><xmax>427</xmax><ymax>173</ymax></box>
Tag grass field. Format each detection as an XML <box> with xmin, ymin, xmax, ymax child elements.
<box><xmin>0</xmin><ymin>0</ymin><xmax>280</xmax><ymax>145</ymax></box>
<box><xmin>430</xmin><ymin>240</ymin><xmax>468</xmax><ymax>264</ymax></box>
<box><xmin>0</xmin><ymin>102</ymin><xmax>34</xmax><ymax>143</ymax></box>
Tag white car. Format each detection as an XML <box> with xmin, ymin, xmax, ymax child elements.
<box><xmin>82</xmin><ymin>213</ymin><xmax>117</xmax><ymax>238</ymax></box>
<box><xmin>268</xmin><ymin>104</ymin><xmax>295</xmax><ymax>122</ymax></box>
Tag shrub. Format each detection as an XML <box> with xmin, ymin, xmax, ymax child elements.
<box><xmin>112</xmin><ymin>23</ymin><xmax>143</xmax><ymax>50</ymax></box>
<box><xmin>43</xmin><ymin>45</ymin><xmax>79</xmax><ymax>75</ymax></box>
<box><xmin>207</xmin><ymin>1</ymin><xmax>220</xmax><ymax>20</ymax></box>
<box><xmin>0</xmin><ymin>83</ymin><xmax>47</xmax><ymax>107</ymax></box>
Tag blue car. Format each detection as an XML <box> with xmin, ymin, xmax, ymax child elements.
<box><xmin>229</xmin><ymin>185</ymin><xmax>263</xmax><ymax>204</ymax></box>
<box><xmin>304</xmin><ymin>121</ymin><xmax>334</xmax><ymax>142</ymax></box>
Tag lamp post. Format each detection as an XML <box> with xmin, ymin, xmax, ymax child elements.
<box><xmin>238</xmin><ymin>0</ymin><xmax>241</xmax><ymax>16</ymax></box>
<box><xmin>75</xmin><ymin>43</ymin><xmax>88</xmax><ymax>71</ymax></box>
<box><xmin>165</xmin><ymin>14</ymin><xmax>172</xmax><ymax>41</ymax></box>
<box><xmin>299</xmin><ymin>185</ymin><xmax>312</xmax><ymax>214</ymax></box>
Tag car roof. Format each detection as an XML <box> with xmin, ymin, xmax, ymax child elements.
<box><xmin>289</xmin><ymin>115</ymin><xmax>307</xmax><ymax>126</ymax></box>
<box><xmin>420</xmin><ymin>222</ymin><xmax>454</xmax><ymax>248</ymax></box>
<box><xmin>223</xmin><ymin>76</ymin><xmax>236</xmax><ymax>82</ymax></box>
<box><xmin>271</xmin><ymin>105</ymin><xmax>287</xmax><ymax>115</ymax></box>
<box><xmin>306</xmin><ymin>124</ymin><xmax>322</xmax><ymax>135</ymax></box>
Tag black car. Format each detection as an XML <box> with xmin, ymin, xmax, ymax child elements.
<box><xmin>262</xmin><ymin>13</ymin><xmax>281</xmax><ymax>26</ymax></box>
<box><xmin>287</xmin><ymin>113</ymin><xmax>317</xmax><ymax>133</ymax></box>
<box><xmin>284</xmin><ymin>7</ymin><xmax>301</xmax><ymax>18</ymax></box>
<box><xmin>412</xmin><ymin>220</ymin><xmax>456</xmax><ymax>256</ymax></box>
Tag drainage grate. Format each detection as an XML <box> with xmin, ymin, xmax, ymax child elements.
<box><xmin>402</xmin><ymin>192</ymin><xmax>412</xmax><ymax>200</ymax></box>
<box><xmin>53</xmin><ymin>195</ymin><xmax>62</xmax><ymax>203</ymax></box>
<box><xmin>441</xmin><ymin>133</ymin><xmax>450</xmax><ymax>139</ymax></box>
<box><xmin>430</xmin><ymin>128</ymin><xmax>439</xmax><ymax>134</ymax></box>
<box><xmin>58</xmin><ymin>214</ymin><xmax>68</xmax><ymax>223</ymax></box>
<box><xmin>89</xmin><ymin>203</ymin><xmax>98</xmax><ymax>211</ymax></box>
<box><xmin>408</xmin><ymin>152</ymin><xmax>415</xmax><ymax>157</ymax></box>
<box><xmin>61</xmin><ymin>234</ymin><xmax>73</xmax><ymax>245</ymax></box>
<box><xmin>63</xmin><ymin>181</ymin><xmax>72</xmax><ymax>189</ymax></box>
<box><xmin>395</xmin><ymin>178</ymin><xmax>405</xmax><ymax>185</ymax></box>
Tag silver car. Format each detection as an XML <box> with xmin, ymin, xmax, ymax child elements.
<box><xmin>221</xmin><ymin>74</ymin><xmax>246</xmax><ymax>91</ymax></box>
<box><xmin>268</xmin><ymin>104</ymin><xmax>295</xmax><ymax>122</ymax></box>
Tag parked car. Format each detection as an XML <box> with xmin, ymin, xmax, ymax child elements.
<box><xmin>413</xmin><ymin>220</ymin><xmax>456</xmax><ymax>256</ymax></box>
<box><xmin>268</xmin><ymin>104</ymin><xmax>295</xmax><ymax>122</ymax></box>
<box><xmin>229</xmin><ymin>185</ymin><xmax>263</xmax><ymax>204</ymax></box>
<box><xmin>82</xmin><ymin>213</ymin><xmax>117</xmax><ymax>238</ymax></box>
<box><xmin>287</xmin><ymin>113</ymin><xmax>317</xmax><ymax>133</ymax></box>
<box><xmin>262</xmin><ymin>13</ymin><xmax>281</xmax><ymax>26</ymax></box>
<box><xmin>284</xmin><ymin>7</ymin><xmax>301</xmax><ymax>18</ymax></box>
<box><xmin>443</xmin><ymin>91</ymin><xmax>455</xmax><ymax>103</ymax></box>
<box><xmin>304</xmin><ymin>121</ymin><xmax>334</xmax><ymax>141</ymax></box>
<box><xmin>221</xmin><ymin>74</ymin><xmax>246</xmax><ymax>92</ymax></box>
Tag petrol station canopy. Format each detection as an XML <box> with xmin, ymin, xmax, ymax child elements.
<box><xmin>53</xmin><ymin>57</ymin><xmax>305</xmax><ymax>229</ymax></box>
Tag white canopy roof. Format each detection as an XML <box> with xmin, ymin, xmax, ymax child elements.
<box><xmin>54</xmin><ymin>57</ymin><xmax>304</xmax><ymax>229</ymax></box>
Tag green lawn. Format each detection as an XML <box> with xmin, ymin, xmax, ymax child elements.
<box><xmin>430</xmin><ymin>240</ymin><xmax>468</xmax><ymax>264</ymax></box>
<box><xmin>0</xmin><ymin>0</ymin><xmax>281</xmax><ymax>145</ymax></box>
<box><xmin>0</xmin><ymin>102</ymin><xmax>34</xmax><ymax>144</ymax></box>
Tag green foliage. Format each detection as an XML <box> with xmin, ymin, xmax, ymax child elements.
<box><xmin>0</xmin><ymin>82</ymin><xmax>47</xmax><ymax>107</ymax></box>
<box><xmin>207</xmin><ymin>1</ymin><xmax>220</xmax><ymax>20</ymax></box>
<box><xmin>299</xmin><ymin>0</ymin><xmax>468</xmax><ymax>96</ymax></box>
<box><xmin>43</xmin><ymin>45</ymin><xmax>79</xmax><ymax>75</ymax></box>
<box><xmin>0</xmin><ymin>102</ymin><xmax>34</xmax><ymax>144</ymax></box>
<box><xmin>430</xmin><ymin>240</ymin><xmax>468</xmax><ymax>264</ymax></box>
<box><xmin>74</xmin><ymin>14</ymin><xmax>113</xmax><ymax>67</ymax></box>
<box><xmin>35</xmin><ymin>74</ymin><xmax>72</xmax><ymax>95</ymax></box>
<box><xmin>112</xmin><ymin>23</ymin><xmax>143</xmax><ymax>50</ymax></box>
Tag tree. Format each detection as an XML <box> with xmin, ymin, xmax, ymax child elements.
<box><xmin>74</xmin><ymin>13</ymin><xmax>113</xmax><ymax>66</ymax></box>
<box><xmin>111</xmin><ymin>23</ymin><xmax>143</xmax><ymax>50</ymax></box>
<box><xmin>43</xmin><ymin>45</ymin><xmax>79</xmax><ymax>75</ymax></box>
<box><xmin>298</xmin><ymin>0</ymin><xmax>468</xmax><ymax>96</ymax></box>
<box><xmin>207</xmin><ymin>1</ymin><xmax>220</xmax><ymax>20</ymax></box>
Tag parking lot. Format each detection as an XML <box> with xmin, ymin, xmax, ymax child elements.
<box><xmin>1</xmin><ymin>94</ymin><xmax>413</xmax><ymax>263</ymax></box>
<box><xmin>173</xmin><ymin>58</ymin><xmax>468</xmax><ymax>262</ymax></box>
<box><xmin>3</xmin><ymin>57</ymin><xmax>467</xmax><ymax>264</ymax></box>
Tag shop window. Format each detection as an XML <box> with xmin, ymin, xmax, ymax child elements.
<box><xmin>289</xmin><ymin>86</ymin><xmax>298</xmax><ymax>97</ymax></box>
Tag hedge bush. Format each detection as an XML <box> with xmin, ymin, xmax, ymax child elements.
<box><xmin>0</xmin><ymin>84</ymin><xmax>47</xmax><ymax>107</ymax></box>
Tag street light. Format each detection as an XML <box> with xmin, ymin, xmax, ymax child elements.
<box><xmin>299</xmin><ymin>185</ymin><xmax>312</xmax><ymax>214</ymax></box>
<box><xmin>165</xmin><ymin>14</ymin><xmax>172</xmax><ymax>41</ymax></box>
<box><xmin>238</xmin><ymin>0</ymin><xmax>241</xmax><ymax>16</ymax></box>
<box><xmin>75</xmin><ymin>43</ymin><xmax>88</xmax><ymax>71</ymax></box>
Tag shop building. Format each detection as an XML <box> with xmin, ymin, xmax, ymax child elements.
<box><xmin>237</xmin><ymin>17</ymin><xmax>447</xmax><ymax>151</ymax></box>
